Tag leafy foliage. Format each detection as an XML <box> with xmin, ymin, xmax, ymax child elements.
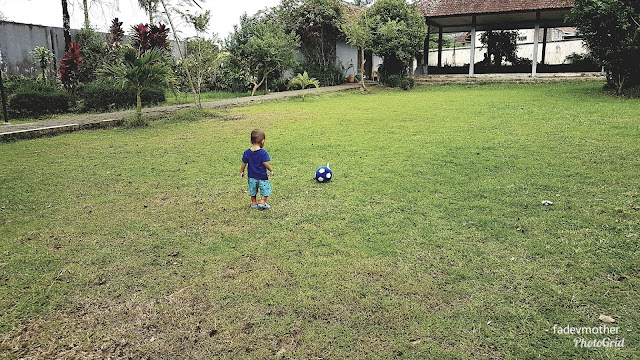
<box><xmin>8</xmin><ymin>82</ymin><xmax>70</xmax><ymax>118</ymax></box>
<box><xmin>276</xmin><ymin>0</ymin><xmax>345</xmax><ymax>85</ymax></box>
<box><xmin>75</xmin><ymin>28</ymin><xmax>109</xmax><ymax>83</ymax></box>
<box><xmin>108</xmin><ymin>18</ymin><xmax>125</xmax><ymax>44</ymax></box>
<box><xmin>176</xmin><ymin>38</ymin><xmax>223</xmax><ymax>94</ymax></box>
<box><xmin>78</xmin><ymin>79</ymin><xmax>165</xmax><ymax>112</ymax></box>
<box><xmin>366</xmin><ymin>0</ymin><xmax>427</xmax><ymax>77</ymax></box>
<box><xmin>131</xmin><ymin>23</ymin><xmax>170</xmax><ymax>54</ymax></box>
<box><xmin>225</xmin><ymin>12</ymin><xmax>300</xmax><ymax>96</ymax></box>
<box><xmin>29</xmin><ymin>47</ymin><xmax>55</xmax><ymax>84</ymax></box>
<box><xmin>479</xmin><ymin>30</ymin><xmax>520</xmax><ymax>68</ymax></box>
<box><xmin>570</xmin><ymin>0</ymin><xmax>640</xmax><ymax>94</ymax></box>
<box><xmin>99</xmin><ymin>48</ymin><xmax>173</xmax><ymax>121</ymax></box>
<box><xmin>58</xmin><ymin>41</ymin><xmax>83</xmax><ymax>94</ymax></box>
<box><xmin>288</xmin><ymin>71</ymin><xmax>320</xmax><ymax>89</ymax></box>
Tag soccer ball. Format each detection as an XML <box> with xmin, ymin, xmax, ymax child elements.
<box><xmin>314</xmin><ymin>163</ymin><xmax>333</xmax><ymax>183</ymax></box>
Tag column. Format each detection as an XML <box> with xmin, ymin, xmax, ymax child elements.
<box><xmin>532</xmin><ymin>11</ymin><xmax>540</xmax><ymax>77</ymax></box>
<box><xmin>424</xmin><ymin>24</ymin><xmax>430</xmax><ymax>75</ymax></box>
<box><xmin>469</xmin><ymin>16</ymin><xmax>476</xmax><ymax>77</ymax></box>
<box><xmin>438</xmin><ymin>27</ymin><xmax>443</xmax><ymax>68</ymax></box>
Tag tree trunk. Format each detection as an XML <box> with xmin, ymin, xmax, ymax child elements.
<box><xmin>0</xmin><ymin>66</ymin><xmax>8</xmax><ymax>123</ymax></box>
<box><xmin>61</xmin><ymin>0</ymin><xmax>72</xmax><ymax>49</ymax></box>
<box><xmin>359</xmin><ymin>46</ymin><xmax>367</xmax><ymax>92</ymax></box>
<box><xmin>159</xmin><ymin>0</ymin><xmax>199</xmax><ymax>107</ymax></box>
<box><xmin>136</xmin><ymin>89</ymin><xmax>142</xmax><ymax>119</ymax></box>
<box><xmin>83</xmin><ymin>0</ymin><xmax>90</xmax><ymax>29</ymax></box>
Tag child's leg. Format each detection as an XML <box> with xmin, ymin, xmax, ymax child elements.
<box><xmin>248</xmin><ymin>178</ymin><xmax>259</xmax><ymax>208</ymax></box>
<box><xmin>258</xmin><ymin>196</ymin><xmax>268</xmax><ymax>205</ymax></box>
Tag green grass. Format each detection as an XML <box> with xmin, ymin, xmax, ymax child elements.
<box><xmin>0</xmin><ymin>82</ymin><xmax>639</xmax><ymax>359</ymax></box>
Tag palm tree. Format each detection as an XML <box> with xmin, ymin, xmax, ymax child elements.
<box><xmin>138</xmin><ymin>0</ymin><xmax>159</xmax><ymax>23</ymax></box>
<box><xmin>99</xmin><ymin>48</ymin><xmax>173</xmax><ymax>122</ymax></box>
<box><xmin>288</xmin><ymin>72</ymin><xmax>320</xmax><ymax>101</ymax></box>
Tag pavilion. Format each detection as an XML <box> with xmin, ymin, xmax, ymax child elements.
<box><xmin>416</xmin><ymin>0</ymin><xmax>575</xmax><ymax>77</ymax></box>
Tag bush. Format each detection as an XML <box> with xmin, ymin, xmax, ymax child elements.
<box><xmin>293</xmin><ymin>61</ymin><xmax>344</xmax><ymax>86</ymax></box>
<box><xmin>8</xmin><ymin>88</ymin><xmax>70</xmax><ymax>118</ymax></box>
<box><xmin>382</xmin><ymin>75</ymin><xmax>414</xmax><ymax>90</ymax></box>
<box><xmin>78</xmin><ymin>80</ymin><xmax>166</xmax><ymax>112</ymax></box>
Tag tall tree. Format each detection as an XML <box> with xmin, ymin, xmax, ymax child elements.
<box><xmin>276</xmin><ymin>0</ymin><xmax>345</xmax><ymax>85</ymax></box>
<box><xmin>366</xmin><ymin>0</ymin><xmax>427</xmax><ymax>79</ymax></box>
<box><xmin>570</xmin><ymin>0</ymin><xmax>640</xmax><ymax>95</ymax></box>
<box><xmin>138</xmin><ymin>0</ymin><xmax>160</xmax><ymax>24</ymax></box>
<box><xmin>226</xmin><ymin>12</ymin><xmax>300</xmax><ymax>96</ymax></box>
<box><xmin>61</xmin><ymin>0</ymin><xmax>72</xmax><ymax>49</ymax></box>
<box><xmin>157</xmin><ymin>0</ymin><xmax>201</xmax><ymax>104</ymax></box>
<box><xmin>342</xmin><ymin>7</ymin><xmax>373</xmax><ymax>91</ymax></box>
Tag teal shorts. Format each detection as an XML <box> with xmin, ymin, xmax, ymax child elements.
<box><xmin>248</xmin><ymin>178</ymin><xmax>272</xmax><ymax>197</ymax></box>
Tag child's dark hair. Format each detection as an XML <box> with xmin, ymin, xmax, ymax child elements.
<box><xmin>251</xmin><ymin>129</ymin><xmax>265</xmax><ymax>144</ymax></box>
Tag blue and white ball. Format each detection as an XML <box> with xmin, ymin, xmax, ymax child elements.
<box><xmin>314</xmin><ymin>164</ymin><xmax>333</xmax><ymax>183</ymax></box>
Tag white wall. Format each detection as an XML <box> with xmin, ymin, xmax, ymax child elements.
<box><xmin>335</xmin><ymin>41</ymin><xmax>383</xmax><ymax>77</ymax></box>
<box><xmin>428</xmin><ymin>39</ymin><xmax>588</xmax><ymax>67</ymax></box>
<box><xmin>336</xmin><ymin>41</ymin><xmax>357</xmax><ymax>76</ymax></box>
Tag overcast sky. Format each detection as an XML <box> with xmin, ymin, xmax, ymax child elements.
<box><xmin>0</xmin><ymin>0</ymin><xmax>282</xmax><ymax>40</ymax></box>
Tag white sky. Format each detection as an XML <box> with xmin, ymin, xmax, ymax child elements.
<box><xmin>0</xmin><ymin>0</ymin><xmax>282</xmax><ymax>40</ymax></box>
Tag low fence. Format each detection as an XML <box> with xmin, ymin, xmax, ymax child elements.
<box><xmin>427</xmin><ymin>39</ymin><xmax>588</xmax><ymax>67</ymax></box>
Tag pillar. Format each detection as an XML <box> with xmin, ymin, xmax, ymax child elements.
<box><xmin>532</xmin><ymin>11</ymin><xmax>540</xmax><ymax>77</ymax></box>
<box><xmin>469</xmin><ymin>16</ymin><xmax>476</xmax><ymax>77</ymax></box>
<box><xmin>542</xmin><ymin>27</ymin><xmax>548</xmax><ymax>65</ymax></box>
<box><xmin>438</xmin><ymin>27</ymin><xmax>443</xmax><ymax>68</ymax></box>
<box><xmin>424</xmin><ymin>24</ymin><xmax>430</xmax><ymax>75</ymax></box>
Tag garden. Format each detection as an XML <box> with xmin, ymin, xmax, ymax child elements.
<box><xmin>1</xmin><ymin>81</ymin><xmax>639</xmax><ymax>358</ymax></box>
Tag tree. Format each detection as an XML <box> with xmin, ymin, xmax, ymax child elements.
<box><xmin>226</xmin><ymin>12</ymin><xmax>300</xmax><ymax>96</ymax></box>
<box><xmin>61</xmin><ymin>0</ymin><xmax>72</xmax><ymax>49</ymax></box>
<box><xmin>366</xmin><ymin>0</ymin><xmax>427</xmax><ymax>79</ymax></box>
<box><xmin>288</xmin><ymin>71</ymin><xmax>319</xmax><ymax>101</ymax></box>
<box><xmin>342</xmin><ymin>7</ymin><xmax>373</xmax><ymax>91</ymax></box>
<box><xmin>76</xmin><ymin>28</ymin><xmax>109</xmax><ymax>82</ymax></box>
<box><xmin>157</xmin><ymin>0</ymin><xmax>202</xmax><ymax>104</ymax></box>
<box><xmin>138</xmin><ymin>0</ymin><xmax>160</xmax><ymax>23</ymax></box>
<box><xmin>479</xmin><ymin>30</ymin><xmax>519</xmax><ymax>68</ymax></box>
<box><xmin>0</xmin><ymin>11</ymin><xmax>7</xmax><ymax>21</ymax></box>
<box><xmin>30</xmin><ymin>47</ymin><xmax>55</xmax><ymax>84</ymax></box>
<box><xmin>276</xmin><ymin>0</ymin><xmax>345</xmax><ymax>85</ymax></box>
<box><xmin>99</xmin><ymin>48</ymin><xmax>172</xmax><ymax>122</ymax></box>
<box><xmin>183</xmin><ymin>10</ymin><xmax>214</xmax><ymax>107</ymax></box>
<box><xmin>570</xmin><ymin>0</ymin><xmax>640</xmax><ymax>95</ymax></box>
<box><xmin>58</xmin><ymin>42</ymin><xmax>83</xmax><ymax>98</ymax></box>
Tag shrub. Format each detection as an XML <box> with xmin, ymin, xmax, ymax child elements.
<box><xmin>78</xmin><ymin>80</ymin><xmax>165</xmax><ymax>112</ymax></box>
<box><xmin>8</xmin><ymin>86</ymin><xmax>70</xmax><ymax>118</ymax></box>
<box><xmin>383</xmin><ymin>75</ymin><xmax>414</xmax><ymax>90</ymax></box>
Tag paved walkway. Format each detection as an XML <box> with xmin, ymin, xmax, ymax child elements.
<box><xmin>0</xmin><ymin>83</ymin><xmax>362</xmax><ymax>141</ymax></box>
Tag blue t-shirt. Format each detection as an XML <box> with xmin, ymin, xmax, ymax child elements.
<box><xmin>242</xmin><ymin>148</ymin><xmax>271</xmax><ymax>180</ymax></box>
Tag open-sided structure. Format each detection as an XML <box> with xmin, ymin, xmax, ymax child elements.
<box><xmin>416</xmin><ymin>0</ymin><xmax>575</xmax><ymax>76</ymax></box>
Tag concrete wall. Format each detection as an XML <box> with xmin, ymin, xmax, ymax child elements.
<box><xmin>427</xmin><ymin>39</ymin><xmax>587</xmax><ymax>67</ymax></box>
<box><xmin>0</xmin><ymin>21</ymin><xmax>79</xmax><ymax>76</ymax></box>
<box><xmin>0</xmin><ymin>20</ymin><xmax>181</xmax><ymax>77</ymax></box>
<box><xmin>335</xmin><ymin>41</ymin><xmax>383</xmax><ymax>77</ymax></box>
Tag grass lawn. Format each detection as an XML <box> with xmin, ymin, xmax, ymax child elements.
<box><xmin>0</xmin><ymin>82</ymin><xmax>638</xmax><ymax>359</ymax></box>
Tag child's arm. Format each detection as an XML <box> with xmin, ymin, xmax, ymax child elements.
<box><xmin>240</xmin><ymin>162</ymin><xmax>247</xmax><ymax>178</ymax></box>
<box><xmin>263</xmin><ymin>161</ymin><xmax>274</xmax><ymax>177</ymax></box>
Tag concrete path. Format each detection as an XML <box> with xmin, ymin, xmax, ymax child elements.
<box><xmin>0</xmin><ymin>83</ymin><xmax>362</xmax><ymax>141</ymax></box>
